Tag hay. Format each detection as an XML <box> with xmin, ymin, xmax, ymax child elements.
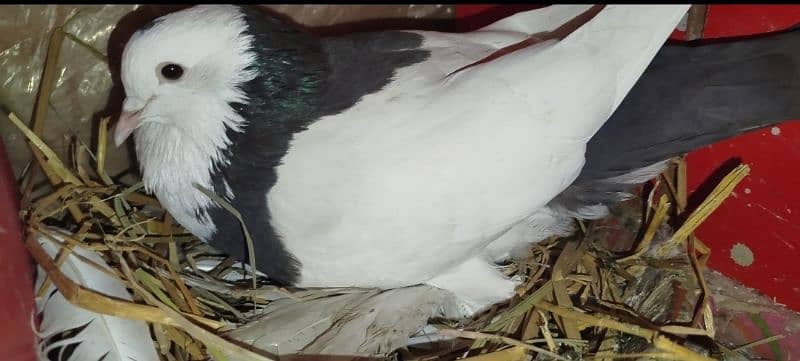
<box><xmin>6</xmin><ymin>26</ymin><xmax>762</xmax><ymax>361</ymax></box>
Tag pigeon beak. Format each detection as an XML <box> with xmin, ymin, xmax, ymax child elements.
<box><xmin>114</xmin><ymin>109</ymin><xmax>141</xmax><ymax>147</ymax></box>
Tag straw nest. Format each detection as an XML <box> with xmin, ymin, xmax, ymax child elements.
<box><xmin>8</xmin><ymin>27</ymin><xmax>760</xmax><ymax>361</ymax></box>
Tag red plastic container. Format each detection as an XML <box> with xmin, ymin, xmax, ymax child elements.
<box><xmin>0</xmin><ymin>138</ymin><xmax>37</xmax><ymax>360</ymax></box>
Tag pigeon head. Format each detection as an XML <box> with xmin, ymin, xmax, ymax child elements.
<box><xmin>115</xmin><ymin>5</ymin><xmax>256</xmax><ymax>155</ymax></box>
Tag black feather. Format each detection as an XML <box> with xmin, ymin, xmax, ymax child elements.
<box><xmin>319</xmin><ymin>32</ymin><xmax>430</xmax><ymax>115</ymax></box>
<box><xmin>582</xmin><ymin>26</ymin><xmax>800</xmax><ymax>182</ymax></box>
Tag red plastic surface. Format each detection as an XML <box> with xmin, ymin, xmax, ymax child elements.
<box><xmin>0</xmin><ymin>138</ymin><xmax>36</xmax><ymax>360</ymax></box>
<box><xmin>454</xmin><ymin>5</ymin><xmax>800</xmax><ymax>311</ymax></box>
<box><xmin>686</xmin><ymin>5</ymin><xmax>800</xmax><ymax>311</ymax></box>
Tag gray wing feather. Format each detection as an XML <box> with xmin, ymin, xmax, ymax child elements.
<box><xmin>555</xmin><ymin>27</ymin><xmax>800</xmax><ymax>215</ymax></box>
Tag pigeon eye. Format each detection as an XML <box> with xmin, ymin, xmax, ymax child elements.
<box><xmin>160</xmin><ymin>63</ymin><xmax>184</xmax><ymax>80</ymax></box>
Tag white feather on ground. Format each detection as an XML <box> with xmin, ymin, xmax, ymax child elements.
<box><xmin>221</xmin><ymin>285</ymin><xmax>456</xmax><ymax>357</ymax></box>
<box><xmin>33</xmin><ymin>228</ymin><xmax>159</xmax><ymax>361</ymax></box>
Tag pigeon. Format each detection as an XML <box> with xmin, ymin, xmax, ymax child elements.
<box><xmin>486</xmin><ymin>23</ymin><xmax>800</xmax><ymax>261</ymax></box>
<box><xmin>113</xmin><ymin>4</ymin><xmax>689</xmax><ymax>317</ymax></box>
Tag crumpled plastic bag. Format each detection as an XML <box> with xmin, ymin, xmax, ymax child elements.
<box><xmin>0</xmin><ymin>5</ymin><xmax>454</xmax><ymax>180</ymax></box>
<box><xmin>0</xmin><ymin>5</ymin><xmax>138</xmax><ymax>180</ymax></box>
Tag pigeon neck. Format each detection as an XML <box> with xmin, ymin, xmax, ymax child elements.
<box><xmin>200</xmin><ymin>6</ymin><xmax>331</xmax><ymax>285</ymax></box>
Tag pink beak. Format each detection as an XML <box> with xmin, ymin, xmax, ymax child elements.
<box><xmin>114</xmin><ymin>110</ymin><xmax>141</xmax><ymax>147</ymax></box>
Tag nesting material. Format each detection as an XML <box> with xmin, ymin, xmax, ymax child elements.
<box><xmin>8</xmin><ymin>26</ymin><xmax>766</xmax><ymax>361</ymax></box>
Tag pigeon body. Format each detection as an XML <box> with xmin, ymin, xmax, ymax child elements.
<box><xmin>116</xmin><ymin>4</ymin><xmax>688</xmax><ymax>316</ymax></box>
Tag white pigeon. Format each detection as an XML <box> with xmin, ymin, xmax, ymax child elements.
<box><xmin>114</xmin><ymin>4</ymin><xmax>689</xmax><ymax>317</ymax></box>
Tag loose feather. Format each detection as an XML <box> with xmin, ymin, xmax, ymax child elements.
<box><xmin>33</xmin><ymin>228</ymin><xmax>159</xmax><ymax>361</ymax></box>
<box><xmin>223</xmin><ymin>285</ymin><xmax>454</xmax><ymax>357</ymax></box>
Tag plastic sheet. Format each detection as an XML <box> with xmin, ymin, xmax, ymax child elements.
<box><xmin>0</xmin><ymin>5</ymin><xmax>138</xmax><ymax>179</ymax></box>
<box><xmin>0</xmin><ymin>5</ymin><xmax>454</xmax><ymax>179</ymax></box>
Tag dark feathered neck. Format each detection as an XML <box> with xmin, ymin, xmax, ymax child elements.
<box><xmin>233</xmin><ymin>6</ymin><xmax>330</xmax><ymax>144</ymax></box>
<box><xmin>204</xmin><ymin>6</ymin><xmax>330</xmax><ymax>286</ymax></box>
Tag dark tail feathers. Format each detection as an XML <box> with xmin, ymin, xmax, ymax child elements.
<box><xmin>554</xmin><ymin>25</ymin><xmax>800</xmax><ymax>216</ymax></box>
